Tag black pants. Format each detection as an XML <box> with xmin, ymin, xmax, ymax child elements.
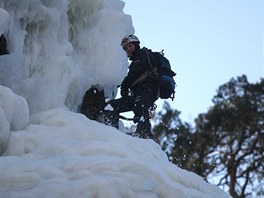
<box><xmin>105</xmin><ymin>83</ymin><xmax>157</xmax><ymax>138</ymax></box>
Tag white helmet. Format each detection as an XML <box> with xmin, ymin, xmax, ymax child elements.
<box><xmin>121</xmin><ymin>35</ymin><xmax>140</xmax><ymax>49</ymax></box>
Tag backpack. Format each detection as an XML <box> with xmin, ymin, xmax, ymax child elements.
<box><xmin>153</xmin><ymin>51</ymin><xmax>176</xmax><ymax>100</ymax></box>
<box><xmin>80</xmin><ymin>86</ymin><xmax>106</xmax><ymax>120</ymax></box>
<box><xmin>143</xmin><ymin>48</ymin><xmax>176</xmax><ymax>100</ymax></box>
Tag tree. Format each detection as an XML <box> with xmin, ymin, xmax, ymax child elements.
<box><xmin>153</xmin><ymin>75</ymin><xmax>263</xmax><ymax>197</ymax></box>
<box><xmin>195</xmin><ymin>75</ymin><xmax>264</xmax><ymax>198</ymax></box>
<box><xmin>152</xmin><ymin>102</ymin><xmax>194</xmax><ymax>169</ymax></box>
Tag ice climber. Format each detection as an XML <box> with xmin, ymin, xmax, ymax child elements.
<box><xmin>104</xmin><ymin>35</ymin><xmax>159</xmax><ymax>139</ymax></box>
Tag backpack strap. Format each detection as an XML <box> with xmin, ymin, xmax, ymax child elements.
<box><xmin>143</xmin><ymin>48</ymin><xmax>160</xmax><ymax>99</ymax></box>
<box><xmin>143</xmin><ymin>48</ymin><xmax>157</xmax><ymax>71</ymax></box>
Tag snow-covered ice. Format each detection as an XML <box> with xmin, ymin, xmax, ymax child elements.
<box><xmin>0</xmin><ymin>0</ymin><xmax>231</xmax><ymax>197</ymax></box>
<box><xmin>1</xmin><ymin>108</ymin><xmax>230</xmax><ymax>198</ymax></box>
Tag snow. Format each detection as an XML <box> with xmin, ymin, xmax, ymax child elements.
<box><xmin>2</xmin><ymin>108</ymin><xmax>229</xmax><ymax>198</ymax></box>
<box><xmin>0</xmin><ymin>7</ymin><xmax>8</xmax><ymax>35</ymax></box>
<box><xmin>0</xmin><ymin>0</ymin><xmax>230</xmax><ymax>197</ymax></box>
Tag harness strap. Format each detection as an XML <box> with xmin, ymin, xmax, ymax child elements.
<box><xmin>144</xmin><ymin>48</ymin><xmax>160</xmax><ymax>99</ymax></box>
<box><xmin>129</xmin><ymin>48</ymin><xmax>160</xmax><ymax>99</ymax></box>
<box><xmin>130</xmin><ymin>70</ymin><xmax>155</xmax><ymax>88</ymax></box>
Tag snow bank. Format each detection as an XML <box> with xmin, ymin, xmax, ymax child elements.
<box><xmin>1</xmin><ymin>108</ymin><xmax>230</xmax><ymax>198</ymax></box>
<box><xmin>0</xmin><ymin>85</ymin><xmax>29</xmax><ymax>155</ymax></box>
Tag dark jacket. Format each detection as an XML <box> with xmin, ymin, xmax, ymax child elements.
<box><xmin>121</xmin><ymin>47</ymin><xmax>158</xmax><ymax>92</ymax></box>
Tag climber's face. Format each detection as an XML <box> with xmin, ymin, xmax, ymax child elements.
<box><xmin>124</xmin><ymin>43</ymin><xmax>135</xmax><ymax>58</ymax></box>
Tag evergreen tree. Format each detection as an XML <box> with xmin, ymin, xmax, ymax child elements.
<box><xmin>152</xmin><ymin>102</ymin><xmax>193</xmax><ymax>169</ymax></box>
<box><xmin>195</xmin><ymin>75</ymin><xmax>264</xmax><ymax>198</ymax></box>
<box><xmin>153</xmin><ymin>75</ymin><xmax>263</xmax><ymax>197</ymax></box>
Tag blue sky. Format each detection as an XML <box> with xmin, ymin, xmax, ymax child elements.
<box><xmin>123</xmin><ymin>0</ymin><xmax>263</xmax><ymax>124</ymax></box>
